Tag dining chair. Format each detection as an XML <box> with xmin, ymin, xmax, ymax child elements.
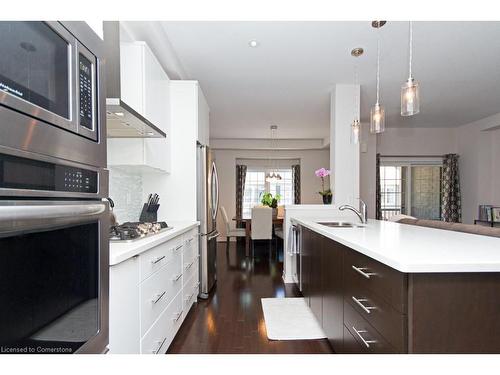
<box><xmin>250</xmin><ymin>206</ymin><xmax>273</xmax><ymax>258</ymax></box>
<box><xmin>220</xmin><ymin>206</ymin><xmax>246</xmax><ymax>248</ymax></box>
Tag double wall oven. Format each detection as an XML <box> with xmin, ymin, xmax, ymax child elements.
<box><xmin>0</xmin><ymin>21</ymin><xmax>108</xmax><ymax>354</ymax></box>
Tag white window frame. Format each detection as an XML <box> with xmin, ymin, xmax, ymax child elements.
<box><xmin>242</xmin><ymin>167</ymin><xmax>294</xmax><ymax>217</ymax></box>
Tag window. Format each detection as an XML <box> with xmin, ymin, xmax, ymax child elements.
<box><xmin>380</xmin><ymin>165</ymin><xmax>406</xmax><ymax>220</ymax></box>
<box><xmin>242</xmin><ymin>168</ymin><xmax>295</xmax><ymax>217</ymax></box>
<box><xmin>380</xmin><ymin>159</ymin><xmax>442</xmax><ymax>221</ymax></box>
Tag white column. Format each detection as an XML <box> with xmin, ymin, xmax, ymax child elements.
<box><xmin>330</xmin><ymin>84</ymin><xmax>360</xmax><ymax>206</ymax></box>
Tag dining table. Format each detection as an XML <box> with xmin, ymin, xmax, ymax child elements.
<box><xmin>232</xmin><ymin>214</ymin><xmax>284</xmax><ymax>257</ymax></box>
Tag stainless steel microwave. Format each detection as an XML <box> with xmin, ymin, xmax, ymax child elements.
<box><xmin>0</xmin><ymin>21</ymin><xmax>106</xmax><ymax>169</ymax></box>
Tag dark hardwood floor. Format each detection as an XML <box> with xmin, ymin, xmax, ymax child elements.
<box><xmin>168</xmin><ymin>239</ymin><xmax>333</xmax><ymax>354</ymax></box>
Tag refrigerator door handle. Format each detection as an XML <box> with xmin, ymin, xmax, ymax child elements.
<box><xmin>212</xmin><ymin>161</ymin><xmax>220</xmax><ymax>221</ymax></box>
<box><xmin>207</xmin><ymin>231</ymin><xmax>220</xmax><ymax>241</ymax></box>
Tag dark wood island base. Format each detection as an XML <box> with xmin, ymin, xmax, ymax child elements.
<box><xmin>300</xmin><ymin>226</ymin><xmax>500</xmax><ymax>353</ymax></box>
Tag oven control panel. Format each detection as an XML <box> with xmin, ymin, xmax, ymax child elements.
<box><xmin>0</xmin><ymin>153</ymin><xmax>98</xmax><ymax>194</ymax></box>
<box><xmin>58</xmin><ymin>167</ymin><xmax>96</xmax><ymax>193</ymax></box>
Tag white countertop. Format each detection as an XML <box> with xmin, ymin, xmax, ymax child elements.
<box><xmin>292</xmin><ymin>218</ymin><xmax>500</xmax><ymax>273</ymax></box>
<box><xmin>109</xmin><ymin>221</ymin><xmax>199</xmax><ymax>266</ymax></box>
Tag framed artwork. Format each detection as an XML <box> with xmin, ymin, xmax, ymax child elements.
<box><xmin>492</xmin><ymin>207</ymin><xmax>500</xmax><ymax>223</ymax></box>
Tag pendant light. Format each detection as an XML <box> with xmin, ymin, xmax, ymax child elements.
<box><xmin>370</xmin><ymin>21</ymin><xmax>386</xmax><ymax>134</ymax></box>
<box><xmin>350</xmin><ymin>47</ymin><xmax>363</xmax><ymax>144</ymax></box>
<box><xmin>401</xmin><ymin>21</ymin><xmax>420</xmax><ymax>116</ymax></box>
<box><xmin>265</xmin><ymin>125</ymin><xmax>282</xmax><ymax>183</ymax></box>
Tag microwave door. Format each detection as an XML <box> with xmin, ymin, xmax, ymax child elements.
<box><xmin>0</xmin><ymin>21</ymin><xmax>78</xmax><ymax>134</ymax></box>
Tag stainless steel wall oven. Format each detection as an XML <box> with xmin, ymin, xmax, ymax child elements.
<box><xmin>0</xmin><ymin>21</ymin><xmax>108</xmax><ymax>354</ymax></box>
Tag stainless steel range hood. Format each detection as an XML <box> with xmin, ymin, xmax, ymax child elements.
<box><xmin>103</xmin><ymin>22</ymin><xmax>166</xmax><ymax>139</ymax></box>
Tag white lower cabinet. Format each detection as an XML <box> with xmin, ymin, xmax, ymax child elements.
<box><xmin>109</xmin><ymin>227</ymin><xmax>199</xmax><ymax>354</ymax></box>
<box><xmin>141</xmin><ymin>290</ymin><xmax>183</xmax><ymax>354</ymax></box>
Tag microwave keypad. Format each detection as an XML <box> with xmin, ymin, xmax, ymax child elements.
<box><xmin>79</xmin><ymin>54</ymin><xmax>94</xmax><ymax>131</ymax></box>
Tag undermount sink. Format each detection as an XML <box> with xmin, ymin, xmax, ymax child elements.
<box><xmin>317</xmin><ymin>221</ymin><xmax>363</xmax><ymax>228</ymax></box>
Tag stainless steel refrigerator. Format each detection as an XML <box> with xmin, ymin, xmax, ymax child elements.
<box><xmin>197</xmin><ymin>144</ymin><xmax>220</xmax><ymax>298</ymax></box>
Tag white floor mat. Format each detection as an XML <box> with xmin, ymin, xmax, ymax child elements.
<box><xmin>261</xmin><ymin>297</ymin><xmax>326</xmax><ymax>340</ymax></box>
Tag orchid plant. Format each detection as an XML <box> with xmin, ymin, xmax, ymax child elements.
<box><xmin>315</xmin><ymin>168</ymin><xmax>332</xmax><ymax>197</ymax></box>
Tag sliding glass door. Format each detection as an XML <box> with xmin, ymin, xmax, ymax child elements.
<box><xmin>380</xmin><ymin>159</ymin><xmax>442</xmax><ymax>221</ymax></box>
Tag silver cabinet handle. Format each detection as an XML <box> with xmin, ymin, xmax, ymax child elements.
<box><xmin>352</xmin><ymin>326</ymin><xmax>377</xmax><ymax>348</ymax></box>
<box><xmin>151</xmin><ymin>255</ymin><xmax>166</xmax><ymax>264</ymax></box>
<box><xmin>352</xmin><ymin>296</ymin><xmax>376</xmax><ymax>314</ymax></box>
<box><xmin>151</xmin><ymin>291</ymin><xmax>166</xmax><ymax>304</ymax></box>
<box><xmin>352</xmin><ymin>265</ymin><xmax>376</xmax><ymax>279</ymax></box>
<box><xmin>174</xmin><ymin>245</ymin><xmax>183</xmax><ymax>252</ymax></box>
<box><xmin>172</xmin><ymin>311</ymin><xmax>182</xmax><ymax>322</ymax></box>
<box><xmin>171</xmin><ymin>273</ymin><xmax>182</xmax><ymax>282</ymax></box>
<box><xmin>185</xmin><ymin>261</ymin><xmax>194</xmax><ymax>270</ymax></box>
<box><xmin>188</xmin><ymin>238</ymin><xmax>194</xmax><ymax>243</ymax></box>
<box><xmin>152</xmin><ymin>337</ymin><xmax>167</xmax><ymax>354</ymax></box>
<box><xmin>184</xmin><ymin>292</ymin><xmax>194</xmax><ymax>303</ymax></box>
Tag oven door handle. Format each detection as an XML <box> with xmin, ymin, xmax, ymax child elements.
<box><xmin>0</xmin><ymin>203</ymin><xmax>106</xmax><ymax>223</ymax></box>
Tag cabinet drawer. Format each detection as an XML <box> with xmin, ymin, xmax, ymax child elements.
<box><xmin>140</xmin><ymin>255</ymin><xmax>182</xmax><ymax>336</ymax></box>
<box><xmin>344</xmin><ymin>287</ymin><xmax>406</xmax><ymax>351</ymax></box>
<box><xmin>344</xmin><ymin>249</ymin><xmax>407</xmax><ymax>312</ymax></box>
<box><xmin>343</xmin><ymin>302</ymin><xmax>398</xmax><ymax>354</ymax></box>
<box><xmin>183</xmin><ymin>255</ymin><xmax>199</xmax><ymax>285</ymax></box>
<box><xmin>140</xmin><ymin>236</ymin><xmax>183</xmax><ymax>281</ymax></box>
<box><xmin>182</xmin><ymin>229</ymin><xmax>199</xmax><ymax>264</ymax></box>
<box><xmin>183</xmin><ymin>274</ymin><xmax>200</xmax><ymax>317</ymax></box>
<box><xmin>140</xmin><ymin>290</ymin><xmax>183</xmax><ymax>354</ymax></box>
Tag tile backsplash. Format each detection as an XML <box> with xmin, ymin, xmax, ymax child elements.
<box><xmin>109</xmin><ymin>167</ymin><xmax>143</xmax><ymax>224</ymax></box>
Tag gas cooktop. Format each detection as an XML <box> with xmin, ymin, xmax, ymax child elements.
<box><xmin>109</xmin><ymin>221</ymin><xmax>172</xmax><ymax>243</ymax></box>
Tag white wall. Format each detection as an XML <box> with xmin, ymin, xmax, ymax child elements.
<box><xmin>376</xmin><ymin>127</ymin><xmax>457</xmax><ymax>156</ymax></box>
<box><xmin>456</xmin><ymin>115</ymin><xmax>500</xmax><ymax>224</ymax></box>
<box><xmin>213</xmin><ymin>148</ymin><xmax>330</xmax><ymax>238</ymax></box>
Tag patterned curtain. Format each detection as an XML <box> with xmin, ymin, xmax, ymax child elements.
<box><xmin>292</xmin><ymin>164</ymin><xmax>301</xmax><ymax>204</ymax></box>
<box><xmin>442</xmin><ymin>154</ymin><xmax>462</xmax><ymax>223</ymax></box>
<box><xmin>375</xmin><ymin>153</ymin><xmax>382</xmax><ymax>220</ymax></box>
<box><xmin>235</xmin><ymin>165</ymin><xmax>247</xmax><ymax>226</ymax></box>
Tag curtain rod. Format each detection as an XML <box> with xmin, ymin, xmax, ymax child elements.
<box><xmin>380</xmin><ymin>154</ymin><xmax>445</xmax><ymax>158</ymax></box>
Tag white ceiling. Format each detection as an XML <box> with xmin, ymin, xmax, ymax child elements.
<box><xmin>161</xmin><ymin>21</ymin><xmax>500</xmax><ymax>140</ymax></box>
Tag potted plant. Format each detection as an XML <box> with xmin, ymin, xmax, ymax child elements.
<box><xmin>260</xmin><ymin>192</ymin><xmax>282</xmax><ymax>217</ymax></box>
<box><xmin>315</xmin><ymin>167</ymin><xmax>332</xmax><ymax>204</ymax></box>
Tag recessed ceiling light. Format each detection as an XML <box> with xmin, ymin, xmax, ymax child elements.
<box><xmin>248</xmin><ymin>39</ymin><xmax>259</xmax><ymax>48</ymax></box>
<box><xmin>114</xmin><ymin>112</ymin><xmax>124</xmax><ymax>117</ymax></box>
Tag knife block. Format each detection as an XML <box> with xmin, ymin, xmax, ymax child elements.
<box><xmin>139</xmin><ymin>203</ymin><xmax>159</xmax><ymax>223</ymax></box>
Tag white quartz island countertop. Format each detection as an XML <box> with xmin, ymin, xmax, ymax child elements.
<box><xmin>109</xmin><ymin>221</ymin><xmax>199</xmax><ymax>266</ymax></box>
<box><xmin>291</xmin><ymin>218</ymin><xmax>500</xmax><ymax>273</ymax></box>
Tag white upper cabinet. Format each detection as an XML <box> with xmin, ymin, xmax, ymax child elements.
<box><xmin>108</xmin><ymin>41</ymin><xmax>171</xmax><ymax>173</ymax></box>
<box><xmin>197</xmin><ymin>88</ymin><xmax>210</xmax><ymax>146</ymax></box>
<box><xmin>120</xmin><ymin>42</ymin><xmax>169</xmax><ymax>130</ymax></box>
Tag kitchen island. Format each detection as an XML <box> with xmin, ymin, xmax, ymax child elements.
<box><xmin>291</xmin><ymin>218</ymin><xmax>500</xmax><ymax>353</ymax></box>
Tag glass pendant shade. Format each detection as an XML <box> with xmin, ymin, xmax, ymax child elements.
<box><xmin>370</xmin><ymin>103</ymin><xmax>385</xmax><ymax>134</ymax></box>
<box><xmin>401</xmin><ymin>78</ymin><xmax>420</xmax><ymax>116</ymax></box>
<box><xmin>351</xmin><ymin>119</ymin><xmax>360</xmax><ymax>144</ymax></box>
